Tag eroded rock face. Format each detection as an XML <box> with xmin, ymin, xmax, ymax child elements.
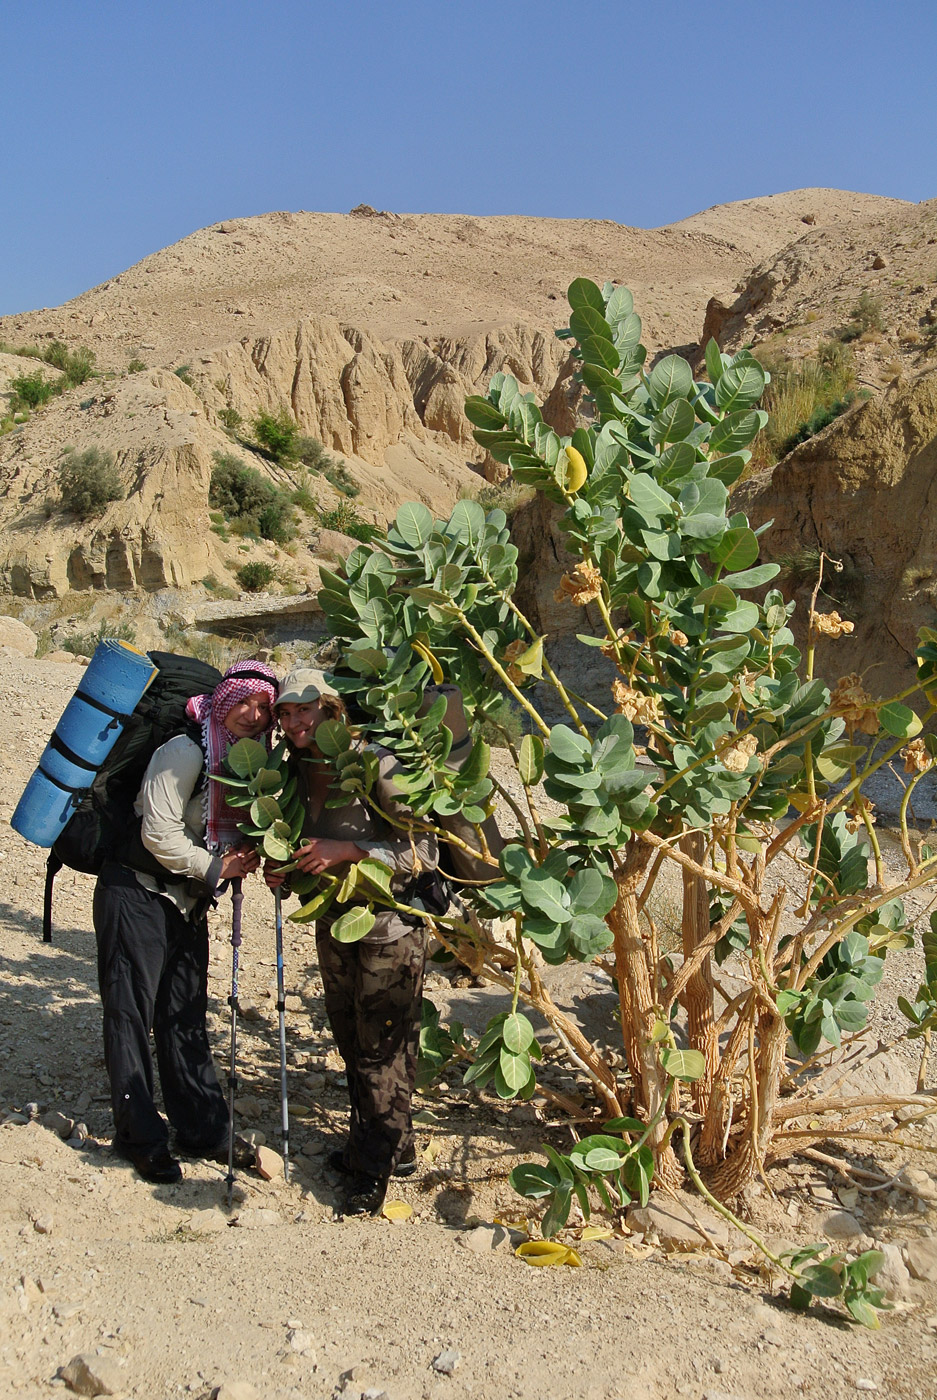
<box><xmin>736</xmin><ymin>368</ymin><xmax>937</xmax><ymax>692</ymax></box>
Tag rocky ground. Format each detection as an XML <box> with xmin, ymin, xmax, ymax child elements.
<box><xmin>3</xmin><ymin>652</ymin><xmax>937</xmax><ymax>1400</ymax></box>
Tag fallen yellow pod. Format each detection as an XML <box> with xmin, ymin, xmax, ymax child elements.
<box><xmin>515</xmin><ymin>1241</ymin><xmax>583</xmax><ymax>1267</ymax></box>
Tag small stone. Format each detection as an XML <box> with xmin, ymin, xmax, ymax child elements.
<box><xmin>60</xmin><ymin>1352</ymin><xmax>124</xmax><ymax>1396</ymax></box>
<box><xmin>871</xmin><ymin>254</ymin><xmax>887</xmax><ymax>270</ymax></box>
<box><xmin>459</xmin><ymin>1224</ymin><xmax>510</xmax><ymax>1253</ymax></box>
<box><xmin>186</xmin><ymin>1208</ymin><xmax>228</xmax><ymax>1234</ymax></box>
<box><xmin>362</xmin><ymin>1390</ymin><xmax>390</xmax><ymax>1400</ymax></box>
<box><xmin>904</xmin><ymin>1237</ymin><xmax>937</xmax><ymax>1282</ymax></box>
<box><xmin>234</xmin><ymin>1207</ymin><xmax>279</xmax><ymax>1229</ymax></box>
<box><xmin>855</xmin><ymin>1382</ymin><xmax>878</xmax><ymax>1392</ymax></box>
<box><xmin>870</xmin><ymin>1242</ymin><xmax>911</xmax><ymax>1300</ymax></box>
<box><xmin>286</xmin><ymin>1329</ymin><xmax>316</xmax><ymax>1359</ymax></box>
<box><xmin>33</xmin><ymin>1214</ymin><xmax>54</xmax><ymax>1235</ymax></box>
<box><xmin>20</xmin><ymin>1274</ymin><xmax>43</xmax><ymax>1305</ymax></box>
<box><xmin>255</xmin><ymin>1146</ymin><xmax>284</xmax><ymax>1181</ymax></box>
<box><xmin>213</xmin><ymin>1385</ymin><xmax>259</xmax><ymax>1400</ymax></box>
<box><xmin>713</xmin><ymin>1359</ymin><xmax>726</xmax><ymax>1374</ymax></box>
<box><xmin>40</xmin><ymin>1111</ymin><xmax>74</xmax><ymax>1140</ymax></box>
<box><xmin>54</xmin><ymin>1303</ymin><xmax>82</xmax><ymax>1320</ymax></box>
<box><xmin>432</xmin><ymin>1350</ymin><xmax>460</xmax><ymax>1376</ymax></box>
<box><xmin>820</xmin><ymin>1210</ymin><xmax>863</xmax><ymax>1240</ymax></box>
<box><xmin>285</xmin><ymin>1318</ymin><xmax>303</xmax><ymax>1329</ymax></box>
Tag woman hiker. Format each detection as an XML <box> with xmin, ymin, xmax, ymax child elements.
<box><xmin>264</xmin><ymin>666</ymin><xmax>437</xmax><ymax>1216</ymax></box>
<box><xmin>92</xmin><ymin>659</ymin><xmax>279</xmax><ymax>1184</ymax></box>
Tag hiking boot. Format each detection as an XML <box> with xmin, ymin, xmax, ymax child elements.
<box><xmin>116</xmin><ymin>1143</ymin><xmax>182</xmax><ymax>1185</ymax></box>
<box><xmin>179</xmin><ymin>1133</ymin><xmax>256</xmax><ymax>1169</ymax></box>
<box><xmin>328</xmin><ymin>1142</ymin><xmax>417</xmax><ymax>1179</ymax></box>
<box><xmin>341</xmin><ymin>1173</ymin><xmax>387</xmax><ymax>1217</ymax></box>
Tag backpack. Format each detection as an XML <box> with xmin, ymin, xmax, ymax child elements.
<box><xmin>42</xmin><ymin>651</ymin><xmax>224</xmax><ymax>942</ymax></box>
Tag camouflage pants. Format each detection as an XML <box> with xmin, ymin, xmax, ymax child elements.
<box><xmin>316</xmin><ymin>925</ymin><xmax>425</xmax><ymax>1179</ymax></box>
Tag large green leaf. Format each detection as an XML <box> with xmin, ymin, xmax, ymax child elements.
<box><xmin>567</xmin><ymin>278</ymin><xmax>606</xmax><ymax>314</ymax></box>
<box><xmin>650</xmin><ymin>398</ymin><xmax>696</xmax><ymax>445</ymax></box>
<box><xmin>711</xmin><ymin>526</ymin><xmax>759</xmax><ymax>572</ymax></box>
<box><xmin>331</xmin><ymin>907</ymin><xmax>376</xmax><ymax>943</ymax></box>
<box><xmin>648</xmin><ymin>355</ymin><xmax>693</xmax><ymax>409</ymax></box>
<box><xmin>715</xmin><ymin>360</ymin><xmax>766</xmax><ymax>412</ymax></box>
<box><xmin>518</xmin><ymin>733</ymin><xmax>545</xmax><ymax>785</ymax></box>
<box><xmin>502</xmin><ymin>1012</ymin><xmax>535</xmax><ymax>1054</ymax></box>
<box><xmin>250</xmin><ymin>795</ymin><xmax>282</xmax><ymax>829</ymax></box>
<box><xmin>548</xmin><ymin>724</ymin><xmax>591</xmax><ymax>765</ymax></box>
<box><xmin>226</xmin><ymin>738</ymin><xmax>269</xmax><ymax>779</ymax></box>
<box><xmin>659</xmin><ymin>1047</ymin><xmax>705</xmax><ymax>1082</ymax></box>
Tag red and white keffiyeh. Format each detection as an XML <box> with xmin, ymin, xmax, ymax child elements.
<box><xmin>186</xmin><ymin>660</ymin><xmax>278</xmax><ymax>851</ymax></box>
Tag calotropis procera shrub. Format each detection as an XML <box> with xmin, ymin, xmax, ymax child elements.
<box><xmin>293</xmin><ymin>281</ymin><xmax>937</xmax><ymax>1221</ymax></box>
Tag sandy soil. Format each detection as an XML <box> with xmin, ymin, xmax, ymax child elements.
<box><xmin>2</xmin><ymin>654</ymin><xmax>937</xmax><ymax>1400</ymax></box>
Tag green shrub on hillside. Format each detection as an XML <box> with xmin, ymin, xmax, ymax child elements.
<box><xmin>209</xmin><ymin>452</ymin><xmax>297</xmax><ymax>544</ymax></box>
<box><xmin>253</xmin><ymin>407</ymin><xmax>299</xmax><ymax>462</ymax></box>
<box><xmin>59</xmin><ymin>447</ymin><xmax>124</xmax><ymax>517</ymax></box>
<box><xmin>236</xmin><ymin>561</ymin><xmax>276</xmax><ymax>592</ymax></box>
<box><xmin>9</xmin><ymin>370</ymin><xmax>58</xmax><ymax>410</ymax></box>
<box><xmin>749</xmin><ymin>344</ymin><xmax>858</xmax><ymax>470</ymax></box>
<box><xmin>317</xmin><ymin>500</ymin><xmax>381</xmax><ymax>542</ymax></box>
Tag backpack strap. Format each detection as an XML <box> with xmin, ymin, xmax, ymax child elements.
<box><xmin>43</xmin><ymin>851</ymin><xmax>63</xmax><ymax>944</ymax></box>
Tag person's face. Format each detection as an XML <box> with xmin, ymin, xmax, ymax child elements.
<box><xmin>225</xmin><ymin>692</ymin><xmax>272</xmax><ymax>739</ymax></box>
<box><xmin>277</xmin><ymin>699</ymin><xmax>325</xmax><ymax>751</ymax></box>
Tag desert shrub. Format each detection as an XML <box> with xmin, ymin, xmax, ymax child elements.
<box><xmin>294</xmin><ymin>435</ymin><xmax>331</xmax><ymax>470</ymax></box>
<box><xmin>840</xmin><ymin>291</ymin><xmax>885</xmax><ymax>342</ymax></box>
<box><xmin>236</xmin><ymin>561</ymin><xmax>275</xmax><ymax>592</ymax></box>
<box><xmin>209</xmin><ymin>452</ymin><xmax>297</xmax><ymax>543</ymax></box>
<box><xmin>127</xmin><ymin>358</ymin><xmax>147</xmax><ymax>374</ymax></box>
<box><xmin>218</xmin><ymin>406</ymin><xmax>242</xmax><ymax>434</ymax></box>
<box><xmin>174</xmin><ymin>364</ymin><xmax>195</xmax><ymax>387</ymax></box>
<box><xmin>286</xmin><ymin>288</ymin><xmax>937</xmax><ymax>1327</ymax></box>
<box><xmin>62</xmin><ymin>618</ymin><xmax>136</xmax><ymax>656</ymax></box>
<box><xmin>59</xmin><ymin>447</ymin><xmax>124</xmax><ymax>517</ymax></box>
<box><xmin>9</xmin><ymin>370</ymin><xmax>58</xmax><ymax>410</ymax></box>
<box><xmin>44</xmin><ymin>341</ymin><xmax>96</xmax><ymax>386</ymax></box>
<box><xmin>323</xmin><ymin>459</ymin><xmax>359</xmax><ymax>496</ymax></box>
<box><xmin>291</xmin><ymin>475</ymin><xmax>318</xmax><ymax>514</ymax></box>
<box><xmin>253</xmin><ymin>407</ymin><xmax>299</xmax><ymax>462</ymax></box>
<box><xmin>748</xmin><ymin>346</ymin><xmax>858</xmax><ymax>470</ymax></box>
<box><xmin>317</xmin><ymin>500</ymin><xmax>380</xmax><ymax>542</ymax></box>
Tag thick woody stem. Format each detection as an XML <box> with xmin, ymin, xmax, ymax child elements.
<box><xmin>679</xmin><ymin>830</ymin><xmax>718</xmax><ymax>1117</ymax></box>
<box><xmin>609</xmin><ymin>841</ymin><xmax>682</xmax><ymax>1187</ymax></box>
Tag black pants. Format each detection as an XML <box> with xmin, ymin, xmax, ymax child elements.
<box><xmin>316</xmin><ymin>925</ymin><xmax>425</xmax><ymax>1180</ymax></box>
<box><xmin>93</xmin><ymin>863</ymin><xmax>228</xmax><ymax>1156</ymax></box>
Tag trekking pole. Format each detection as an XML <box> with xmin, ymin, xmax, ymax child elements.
<box><xmin>225</xmin><ymin>877</ymin><xmax>243</xmax><ymax>1208</ymax></box>
<box><xmin>274</xmin><ymin>889</ymin><xmax>290</xmax><ymax>1181</ymax></box>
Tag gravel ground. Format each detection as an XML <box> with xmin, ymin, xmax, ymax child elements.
<box><xmin>1</xmin><ymin>654</ymin><xmax>937</xmax><ymax>1400</ymax></box>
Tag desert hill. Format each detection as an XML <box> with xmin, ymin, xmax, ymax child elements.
<box><xmin>1</xmin><ymin>190</ymin><xmax>902</xmax><ymax>364</ymax></box>
<box><xmin>2</xmin><ymin>185</ymin><xmax>936</xmax><ymax>687</ymax></box>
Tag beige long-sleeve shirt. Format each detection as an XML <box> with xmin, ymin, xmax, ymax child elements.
<box><xmin>133</xmin><ymin>735</ymin><xmax>224</xmax><ymax>916</ymax></box>
<box><xmin>299</xmin><ymin>744</ymin><xmax>437</xmax><ymax>944</ymax></box>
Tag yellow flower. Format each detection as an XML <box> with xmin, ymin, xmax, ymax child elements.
<box><xmin>811</xmin><ymin>610</ymin><xmax>855</xmax><ymax>639</ymax></box>
<box><xmin>902</xmin><ymin>737</ymin><xmax>933</xmax><ymax>775</ymax></box>
<box><xmin>669</xmin><ymin>629</ymin><xmax>688</xmax><ymax>647</ymax></box>
<box><xmin>829</xmin><ymin>673</ymin><xmax>879</xmax><ymax>735</ymax></box>
<box><xmin>612</xmin><ymin>679</ymin><xmax>662</xmax><ymax>726</ymax></box>
<box><xmin>721</xmin><ymin>733</ymin><xmax>759</xmax><ymax>773</ymax></box>
<box><xmin>553</xmin><ymin>562</ymin><xmax>603</xmax><ymax>607</ymax></box>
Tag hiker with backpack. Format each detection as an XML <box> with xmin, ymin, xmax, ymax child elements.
<box><xmin>92</xmin><ymin>659</ymin><xmax>279</xmax><ymax>1184</ymax></box>
<box><xmin>264</xmin><ymin>667</ymin><xmax>437</xmax><ymax>1217</ymax></box>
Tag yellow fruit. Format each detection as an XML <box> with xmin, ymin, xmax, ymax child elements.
<box><xmin>564</xmin><ymin>445</ymin><xmax>588</xmax><ymax>493</ymax></box>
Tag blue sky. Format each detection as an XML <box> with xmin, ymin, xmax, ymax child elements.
<box><xmin>2</xmin><ymin>0</ymin><xmax>935</xmax><ymax>315</ymax></box>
